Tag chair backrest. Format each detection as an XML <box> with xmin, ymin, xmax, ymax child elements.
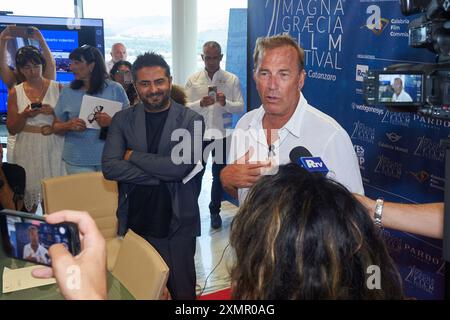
<box><xmin>42</xmin><ymin>172</ymin><xmax>118</xmax><ymax>240</ymax></box>
<box><xmin>112</xmin><ymin>230</ymin><xmax>169</xmax><ymax>300</ymax></box>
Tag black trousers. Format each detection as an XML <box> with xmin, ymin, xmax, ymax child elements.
<box><xmin>143</xmin><ymin>233</ymin><xmax>197</xmax><ymax>300</ymax></box>
<box><xmin>203</xmin><ymin>137</ymin><xmax>229</xmax><ymax>215</ymax></box>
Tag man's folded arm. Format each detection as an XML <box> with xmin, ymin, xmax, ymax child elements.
<box><xmin>129</xmin><ymin>116</ymin><xmax>205</xmax><ymax>181</ymax></box>
<box><xmin>102</xmin><ymin>114</ymin><xmax>160</xmax><ymax>185</ymax></box>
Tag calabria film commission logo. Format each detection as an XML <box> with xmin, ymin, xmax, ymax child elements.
<box><xmin>363</xmin><ymin>5</ymin><xmax>389</xmax><ymax>35</ymax></box>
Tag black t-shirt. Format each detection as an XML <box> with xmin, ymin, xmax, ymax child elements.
<box><xmin>128</xmin><ymin>108</ymin><xmax>174</xmax><ymax>238</ymax></box>
<box><xmin>0</xmin><ymin>163</ymin><xmax>26</xmax><ymax>211</ymax></box>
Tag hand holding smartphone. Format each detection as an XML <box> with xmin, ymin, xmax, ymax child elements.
<box><xmin>0</xmin><ymin>209</ymin><xmax>81</xmax><ymax>266</ymax></box>
<box><xmin>6</xmin><ymin>26</ymin><xmax>35</xmax><ymax>39</ymax></box>
<box><xmin>208</xmin><ymin>85</ymin><xmax>217</xmax><ymax>102</ymax></box>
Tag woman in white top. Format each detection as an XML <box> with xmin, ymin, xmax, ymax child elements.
<box><xmin>6</xmin><ymin>46</ymin><xmax>65</xmax><ymax>212</ymax></box>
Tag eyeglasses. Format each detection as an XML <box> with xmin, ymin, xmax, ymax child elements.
<box><xmin>115</xmin><ymin>70</ymin><xmax>131</xmax><ymax>75</ymax></box>
<box><xmin>78</xmin><ymin>44</ymin><xmax>95</xmax><ymax>62</ymax></box>
<box><xmin>87</xmin><ymin>105</ymin><xmax>104</xmax><ymax>124</ymax></box>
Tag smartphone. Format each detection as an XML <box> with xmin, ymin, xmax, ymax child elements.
<box><xmin>0</xmin><ymin>209</ymin><xmax>81</xmax><ymax>266</ymax></box>
<box><xmin>30</xmin><ymin>102</ymin><xmax>42</xmax><ymax>110</ymax></box>
<box><xmin>208</xmin><ymin>85</ymin><xmax>217</xmax><ymax>102</ymax></box>
<box><xmin>7</xmin><ymin>26</ymin><xmax>35</xmax><ymax>39</ymax></box>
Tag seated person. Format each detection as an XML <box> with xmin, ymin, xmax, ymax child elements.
<box><xmin>229</xmin><ymin>164</ymin><xmax>405</xmax><ymax>299</ymax></box>
<box><xmin>0</xmin><ymin>145</ymin><xmax>25</xmax><ymax>211</ymax></box>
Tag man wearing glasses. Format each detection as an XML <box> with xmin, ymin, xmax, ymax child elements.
<box><xmin>102</xmin><ymin>52</ymin><xmax>205</xmax><ymax>300</ymax></box>
<box><xmin>185</xmin><ymin>41</ymin><xmax>244</xmax><ymax>229</ymax></box>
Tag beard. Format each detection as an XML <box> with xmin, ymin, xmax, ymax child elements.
<box><xmin>140</xmin><ymin>89</ymin><xmax>171</xmax><ymax>112</ymax></box>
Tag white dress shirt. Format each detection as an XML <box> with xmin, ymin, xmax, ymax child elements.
<box><xmin>185</xmin><ymin>69</ymin><xmax>244</xmax><ymax>139</ymax></box>
<box><xmin>106</xmin><ymin>59</ymin><xmax>115</xmax><ymax>73</ymax></box>
<box><xmin>228</xmin><ymin>92</ymin><xmax>365</xmax><ymax>205</ymax></box>
<box><xmin>392</xmin><ymin>90</ymin><xmax>413</xmax><ymax>102</ymax></box>
<box><xmin>23</xmin><ymin>243</ymin><xmax>50</xmax><ymax>264</ymax></box>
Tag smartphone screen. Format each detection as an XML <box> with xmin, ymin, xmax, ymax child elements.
<box><xmin>208</xmin><ymin>85</ymin><xmax>217</xmax><ymax>102</ymax></box>
<box><xmin>0</xmin><ymin>210</ymin><xmax>81</xmax><ymax>266</ymax></box>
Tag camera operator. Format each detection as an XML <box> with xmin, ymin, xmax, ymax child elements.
<box><xmin>0</xmin><ymin>145</ymin><xmax>25</xmax><ymax>211</ymax></box>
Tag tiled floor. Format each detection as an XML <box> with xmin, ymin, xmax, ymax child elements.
<box><xmin>195</xmin><ymin>162</ymin><xmax>238</xmax><ymax>296</ymax></box>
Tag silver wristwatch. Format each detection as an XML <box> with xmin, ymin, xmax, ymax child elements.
<box><xmin>374</xmin><ymin>198</ymin><xmax>384</xmax><ymax>228</ymax></box>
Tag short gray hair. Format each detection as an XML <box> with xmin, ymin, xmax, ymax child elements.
<box><xmin>203</xmin><ymin>41</ymin><xmax>222</xmax><ymax>55</ymax></box>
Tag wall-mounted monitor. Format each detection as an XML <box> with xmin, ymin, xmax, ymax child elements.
<box><xmin>0</xmin><ymin>15</ymin><xmax>104</xmax><ymax>117</ymax></box>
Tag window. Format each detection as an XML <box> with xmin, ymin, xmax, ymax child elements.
<box><xmin>83</xmin><ymin>0</ymin><xmax>172</xmax><ymax>65</ymax></box>
<box><xmin>196</xmin><ymin>0</ymin><xmax>247</xmax><ymax>70</ymax></box>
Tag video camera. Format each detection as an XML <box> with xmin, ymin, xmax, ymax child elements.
<box><xmin>363</xmin><ymin>0</ymin><xmax>450</xmax><ymax>119</ymax></box>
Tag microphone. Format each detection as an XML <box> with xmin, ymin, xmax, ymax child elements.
<box><xmin>289</xmin><ymin>146</ymin><xmax>329</xmax><ymax>175</ymax></box>
<box><xmin>268</xmin><ymin>144</ymin><xmax>275</xmax><ymax>158</ymax></box>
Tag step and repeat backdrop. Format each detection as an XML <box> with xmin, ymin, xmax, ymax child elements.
<box><xmin>248</xmin><ymin>0</ymin><xmax>447</xmax><ymax>299</ymax></box>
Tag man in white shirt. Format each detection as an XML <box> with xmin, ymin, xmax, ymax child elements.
<box><xmin>392</xmin><ymin>77</ymin><xmax>413</xmax><ymax>102</ymax></box>
<box><xmin>106</xmin><ymin>43</ymin><xmax>127</xmax><ymax>73</ymax></box>
<box><xmin>22</xmin><ymin>225</ymin><xmax>50</xmax><ymax>264</ymax></box>
<box><xmin>185</xmin><ymin>41</ymin><xmax>244</xmax><ymax>229</ymax></box>
<box><xmin>220</xmin><ymin>34</ymin><xmax>364</xmax><ymax>205</ymax></box>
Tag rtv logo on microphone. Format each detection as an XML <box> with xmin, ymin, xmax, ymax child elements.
<box><xmin>300</xmin><ymin>157</ymin><xmax>329</xmax><ymax>174</ymax></box>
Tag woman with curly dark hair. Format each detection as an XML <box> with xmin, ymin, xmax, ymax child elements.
<box><xmin>230</xmin><ymin>164</ymin><xmax>404</xmax><ymax>300</ymax></box>
<box><xmin>52</xmin><ymin>45</ymin><xmax>129</xmax><ymax>174</ymax></box>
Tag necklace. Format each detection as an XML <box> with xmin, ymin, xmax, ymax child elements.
<box><xmin>25</xmin><ymin>79</ymin><xmax>47</xmax><ymax>103</ymax></box>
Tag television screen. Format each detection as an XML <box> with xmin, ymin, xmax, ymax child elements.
<box><xmin>377</xmin><ymin>73</ymin><xmax>423</xmax><ymax>104</ymax></box>
<box><xmin>0</xmin><ymin>15</ymin><xmax>104</xmax><ymax>116</ymax></box>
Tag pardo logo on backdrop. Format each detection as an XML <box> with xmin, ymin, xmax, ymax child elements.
<box><xmin>354</xmin><ymin>145</ymin><xmax>365</xmax><ymax>169</ymax></box>
<box><xmin>383</xmin><ymin>230</ymin><xmax>442</xmax><ymax>267</ymax></box>
<box><xmin>356</xmin><ymin>64</ymin><xmax>368</xmax><ymax>82</ymax></box>
<box><xmin>403</xmin><ymin>243</ymin><xmax>442</xmax><ymax>267</ymax></box>
<box><xmin>351</xmin><ymin>121</ymin><xmax>375</xmax><ymax>143</ymax></box>
<box><xmin>414</xmin><ymin>136</ymin><xmax>445</xmax><ymax>162</ymax></box>
<box><xmin>274</xmin><ymin>0</ymin><xmax>345</xmax><ymax>81</ymax></box>
<box><xmin>413</xmin><ymin>114</ymin><xmax>450</xmax><ymax>130</ymax></box>
<box><xmin>381</xmin><ymin>111</ymin><xmax>411</xmax><ymax>127</ymax></box>
<box><xmin>375</xmin><ymin>155</ymin><xmax>402</xmax><ymax>179</ymax></box>
<box><xmin>364</xmin><ymin>5</ymin><xmax>389</xmax><ymax>35</ymax></box>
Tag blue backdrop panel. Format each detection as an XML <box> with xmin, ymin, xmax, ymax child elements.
<box><xmin>225</xmin><ymin>8</ymin><xmax>248</xmax><ymax>129</ymax></box>
<box><xmin>248</xmin><ymin>0</ymin><xmax>447</xmax><ymax>299</ymax></box>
